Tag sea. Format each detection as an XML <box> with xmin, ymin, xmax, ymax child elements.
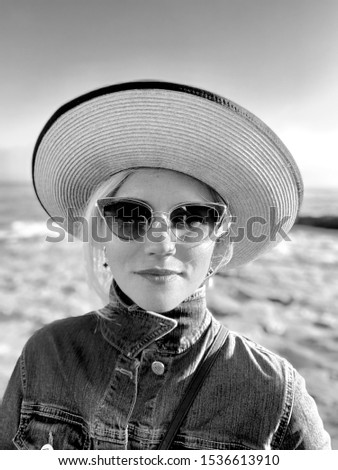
<box><xmin>0</xmin><ymin>181</ymin><xmax>337</xmax><ymax>240</ymax></box>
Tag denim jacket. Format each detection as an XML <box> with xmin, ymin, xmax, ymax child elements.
<box><xmin>0</xmin><ymin>284</ymin><xmax>331</xmax><ymax>450</ymax></box>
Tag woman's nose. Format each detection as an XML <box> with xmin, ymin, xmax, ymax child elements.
<box><xmin>143</xmin><ymin>217</ymin><xmax>176</xmax><ymax>255</ymax></box>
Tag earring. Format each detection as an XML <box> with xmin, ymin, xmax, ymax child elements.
<box><xmin>207</xmin><ymin>267</ymin><xmax>214</xmax><ymax>277</ymax></box>
<box><xmin>202</xmin><ymin>266</ymin><xmax>215</xmax><ymax>288</ymax></box>
<box><xmin>103</xmin><ymin>246</ymin><xmax>109</xmax><ymax>268</ymax></box>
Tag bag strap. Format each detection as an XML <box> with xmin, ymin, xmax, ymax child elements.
<box><xmin>158</xmin><ymin>324</ymin><xmax>229</xmax><ymax>449</ymax></box>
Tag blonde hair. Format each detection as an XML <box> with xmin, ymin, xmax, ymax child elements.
<box><xmin>206</xmin><ymin>188</ymin><xmax>233</xmax><ymax>275</ymax></box>
<box><xmin>82</xmin><ymin>168</ymin><xmax>233</xmax><ymax>305</ymax></box>
<box><xmin>83</xmin><ymin>169</ymin><xmax>136</xmax><ymax>304</ymax></box>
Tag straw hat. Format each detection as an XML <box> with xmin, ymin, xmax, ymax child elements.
<box><xmin>32</xmin><ymin>81</ymin><xmax>303</xmax><ymax>269</ymax></box>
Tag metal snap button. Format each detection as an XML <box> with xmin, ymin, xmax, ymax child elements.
<box><xmin>41</xmin><ymin>443</ymin><xmax>54</xmax><ymax>450</ymax></box>
<box><xmin>151</xmin><ymin>361</ymin><xmax>165</xmax><ymax>375</ymax></box>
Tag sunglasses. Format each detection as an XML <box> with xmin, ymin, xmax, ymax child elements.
<box><xmin>96</xmin><ymin>197</ymin><xmax>230</xmax><ymax>243</ymax></box>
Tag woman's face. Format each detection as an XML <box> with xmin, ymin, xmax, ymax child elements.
<box><xmin>104</xmin><ymin>169</ymin><xmax>218</xmax><ymax>313</ymax></box>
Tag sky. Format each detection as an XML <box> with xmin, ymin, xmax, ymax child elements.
<box><xmin>0</xmin><ymin>0</ymin><xmax>337</xmax><ymax>188</ymax></box>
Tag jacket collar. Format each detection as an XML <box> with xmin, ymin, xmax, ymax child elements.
<box><xmin>98</xmin><ymin>281</ymin><xmax>212</xmax><ymax>357</ymax></box>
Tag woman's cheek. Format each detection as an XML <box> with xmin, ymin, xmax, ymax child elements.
<box><xmin>105</xmin><ymin>241</ymin><xmax>132</xmax><ymax>272</ymax></box>
<box><xmin>179</xmin><ymin>241</ymin><xmax>215</xmax><ymax>276</ymax></box>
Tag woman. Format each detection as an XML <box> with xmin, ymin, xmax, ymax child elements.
<box><xmin>0</xmin><ymin>81</ymin><xmax>331</xmax><ymax>449</ymax></box>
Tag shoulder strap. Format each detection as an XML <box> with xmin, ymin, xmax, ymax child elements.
<box><xmin>158</xmin><ymin>324</ymin><xmax>229</xmax><ymax>449</ymax></box>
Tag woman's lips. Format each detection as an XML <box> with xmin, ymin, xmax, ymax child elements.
<box><xmin>135</xmin><ymin>269</ymin><xmax>182</xmax><ymax>283</ymax></box>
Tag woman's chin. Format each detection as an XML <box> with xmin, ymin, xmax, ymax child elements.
<box><xmin>134</xmin><ymin>296</ymin><xmax>183</xmax><ymax>314</ymax></box>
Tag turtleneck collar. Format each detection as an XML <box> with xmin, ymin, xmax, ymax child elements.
<box><xmin>98</xmin><ymin>280</ymin><xmax>212</xmax><ymax>357</ymax></box>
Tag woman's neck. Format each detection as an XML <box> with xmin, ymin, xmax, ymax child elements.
<box><xmin>99</xmin><ymin>280</ymin><xmax>212</xmax><ymax>354</ymax></box>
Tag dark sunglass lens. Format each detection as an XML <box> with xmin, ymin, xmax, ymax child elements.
<box><xmin>171</xmin><ymin>205</ymin><xmax>222</xmax><ymax>242</ymax></box>
<box><xmin>171</xmin><ymin>205</ymin><xmax>220</xmax><ymax>228</ymax></box>
<box><xmin>103</xmin><ymin>201</ymin><xmax>151</xmax><ymax>239</ymax></box>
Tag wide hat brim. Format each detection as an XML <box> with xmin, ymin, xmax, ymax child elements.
<box><xmin>32</xmin><ymin>81</ymin><xmax>303</xmax><ymax>269</ymax></box>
